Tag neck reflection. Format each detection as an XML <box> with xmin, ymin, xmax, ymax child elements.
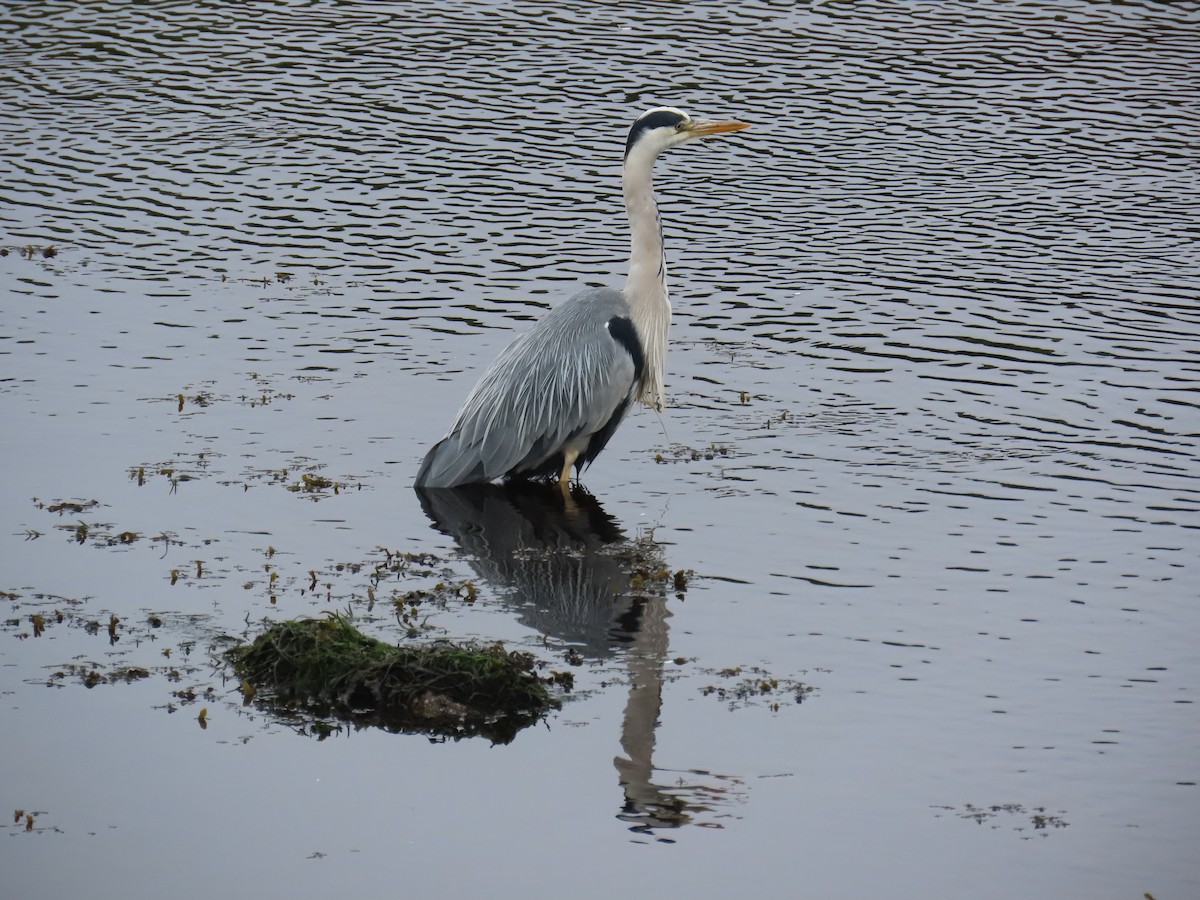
<box><xmin>415</xmin><ymin>482</ymin><xmax>743</xmax><ymax>836</ymax></box>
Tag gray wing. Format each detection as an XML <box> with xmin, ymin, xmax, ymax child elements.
<box><xmin>414</xmin><ymin>287</ymin><xmax>638</xmax><ymax>487</ymax></box>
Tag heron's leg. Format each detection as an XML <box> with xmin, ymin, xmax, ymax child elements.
<box><xmin>557</xmin><ymin>448</ymin><xmax>580</xmax><ymax>490</ymax></box>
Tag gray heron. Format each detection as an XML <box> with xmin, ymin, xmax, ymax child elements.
<box><xmin>415</xmin><ymin>107</ymin><xmax>749</xmax><ymax>489</ymax></box>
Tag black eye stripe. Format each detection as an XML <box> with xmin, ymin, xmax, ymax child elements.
<box><xmin>624</xmin><ymin>109</ymin><xmax>688</xmax><ymax>157</ymax></box>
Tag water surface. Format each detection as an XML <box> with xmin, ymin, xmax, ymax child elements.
<box><xmin>2</xmin><ymin>1</ymin><xmax>1198</xmax><ymax>898</ymax></box>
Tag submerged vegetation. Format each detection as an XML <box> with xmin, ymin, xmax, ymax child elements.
<box><xmin>933</xmin><ymin>803</ymin><xmax>1070</xmax><ymax>837</ymax></box>
<box><xmin>127</xmin><ymin>451</ymin><xmax>356</xmax><ymax>498</ymax></box>
<box><xmin>699</xmin><ymin>665</ymin><xmax>817</xmax><ymax>710</ymax></box>
<box><xmin>230</xmin><ymin>614</ymin><xmax>559</xmax><ymax>743</ymax></box>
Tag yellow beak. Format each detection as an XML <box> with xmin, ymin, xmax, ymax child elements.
<box><xmin>686</xmin><ymin>118</ymin><xmax>751</xmax><ymax>137</ymax></box>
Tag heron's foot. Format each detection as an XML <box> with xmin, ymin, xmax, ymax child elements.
<box><xmin>556</xmin><ymin>473</ymin><xmax>583</xmax><ymax>518</ymax></box>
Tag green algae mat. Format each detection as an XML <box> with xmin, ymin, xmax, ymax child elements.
<box><xmin>231</xmin><ymin>615</ymin><xmax>560</xmax><ymax>743</ymax></box>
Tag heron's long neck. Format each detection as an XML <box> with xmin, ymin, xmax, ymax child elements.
<box><xmin>622</xmin><ymin>148</ymin><xmax>671</xmax><ymax>411</ymax></box>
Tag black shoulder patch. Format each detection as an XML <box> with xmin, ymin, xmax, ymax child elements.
<box><xmin>607</xmin><ymin>316</ymin><xmax>644</xmax><ymax>384</ymax></box>
<box><xmin>625</xmin><ymin>109</ymin><xmax>686</xmax><ymax>158</ymax></box>
<box><xmin>578</xmin><ymin>398</ymin><xmax>630</xmax><ymax>471</ymax></box>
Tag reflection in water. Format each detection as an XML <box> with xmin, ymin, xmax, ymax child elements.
<box><xmin>416</xmin><ymin>483</ymin><xmax>741</xmax><ymax>834</ymax></box>
<box><xmin>416</xmin><ymin>483</ymin><xmax>626</xmax><ymax>657</ymax></box>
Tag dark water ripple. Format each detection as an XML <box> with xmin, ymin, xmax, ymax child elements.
<box><xmin>1</xmin><ymin>0</ymin><xmax>1197</xmax><ymax>523</ymax></box>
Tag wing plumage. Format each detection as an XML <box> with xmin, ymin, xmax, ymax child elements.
<box><xmin>415</xmin><ymin>287</ymin><xmax>641</xmax><ymax>488</ymax></box>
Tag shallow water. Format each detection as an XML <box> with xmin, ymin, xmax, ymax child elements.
<box><xmin>2</xmin><ymin>0</ymin><xmax>1198</xmax><ymax>897</ymax></box>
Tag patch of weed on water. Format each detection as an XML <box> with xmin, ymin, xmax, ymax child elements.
<box><xmin>699</xmin><ymin>665</ymin><xmax>816</xmax><ymax>710</ymax></box>
<box><xmin>932</xmin><ymin>803</ymin><xmax>1070</xmax><ymax>838</ymax></box>
<box><xmin>229</xmin><ymin>614</ymin><xmax>562</xmax><ymax>743</ymax></box>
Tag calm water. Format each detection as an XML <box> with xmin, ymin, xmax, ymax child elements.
<box><xmin>2</xmin><ymin>1</ymin><xmax>1198</xmax><ymax>897</ymax></box>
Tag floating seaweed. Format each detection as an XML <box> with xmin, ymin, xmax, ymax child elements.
<box><xmin>230</xmin><ymin>614</ymin><xmax>559</xmax><ymax>743</ymax></box>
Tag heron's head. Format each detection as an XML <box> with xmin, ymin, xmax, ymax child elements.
<box><xmin>624</xmin><ymin>106</ymin><xmax>749</xmax><ymax>162</ymax></box>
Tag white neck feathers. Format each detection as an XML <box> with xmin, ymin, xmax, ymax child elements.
<box><xmin>622</xmin><ymin>141</ymin><xmax>672</xmax><ymax>411</ymax></box>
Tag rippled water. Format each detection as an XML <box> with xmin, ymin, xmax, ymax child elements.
<box><xmin>2</xmin><ymin>1</ymin><xmax>1198</xmax><ymax>898</ymax></box>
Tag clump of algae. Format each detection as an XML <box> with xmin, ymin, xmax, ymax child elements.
<box><xmin>231</xmin><ymin>614</ymin><xmax>555</xmax><ymax>742</ymax></box>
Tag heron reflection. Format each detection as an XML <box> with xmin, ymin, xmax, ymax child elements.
<box><xmin>415</xmin><ymin>483</ymin><xmax>741</xmax><ymax>832</ymax></box>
